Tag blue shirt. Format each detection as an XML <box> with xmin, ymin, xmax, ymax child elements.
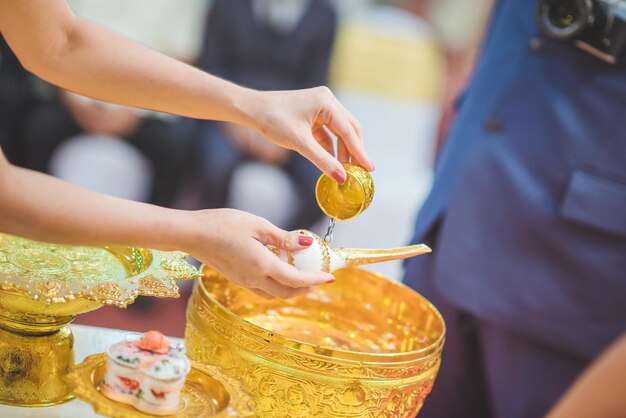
<box><xmin>404</xmin><ymin>0</ymin><xmax>626</xmax><ymax>359</ymax></box>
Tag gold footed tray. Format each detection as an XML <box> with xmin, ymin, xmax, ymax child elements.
<box><xmin>66</xmin><ymin>353</ymin><xmax>255</xmax><ymax>417</ymax></box>
<box><xmin>0</xmin><ymin>233</ymin><xmax>199</xmax><ymax>406</ymax></box>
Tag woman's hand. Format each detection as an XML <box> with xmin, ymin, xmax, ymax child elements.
<box><xmin>248</xmin><ymin>87</ymin><xmax>374</xmax><ymax>183</ymax></box>
<box><xmin>224</xmin><ymin>123</ymin><xmax>290</xmax><ymax>166</ymax></box>
<box><xmin>185</xmin><ymin>209</ymin><xmax>335</xmax><ymax>299</ymax></box>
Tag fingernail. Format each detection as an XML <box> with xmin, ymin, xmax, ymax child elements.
<box><xmin>298</xmin><ymin>236</ymin><xmax>313</xmax><ymax>246</ymax></box>
<box><xmin>332</xmin><ymin>168</ymin><xmax>346</xmax><ymax>184</ymax></box>
<box><xmin>326</xmin><ymin>277</ymin><xmax>336</xmax><ymax>284</ymax></box>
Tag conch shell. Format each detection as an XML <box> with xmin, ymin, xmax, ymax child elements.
<box><xmin>269</xmin><ymin>230</ymin><xmax>431</xmax><ymax>273</ymax></box>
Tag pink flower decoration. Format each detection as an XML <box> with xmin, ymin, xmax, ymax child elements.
<box><xmin>135</xmin><ymin>330</ymin><xmax>170</xmax><ymax>354</ymax></box>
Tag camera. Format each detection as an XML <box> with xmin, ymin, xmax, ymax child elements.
<box><xmin>536</xmin><ymin>0</ymin><xmax>626</xmax><ymax>64</ymax></box>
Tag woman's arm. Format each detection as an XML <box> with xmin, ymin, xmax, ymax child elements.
<box><xmin>0</xmin><ymin>151</ymin><xmax>334</xmax><ymax>299</ymax></box>
<box><xmin>547</xmin><ymin>333</ymin><xmax>626</xmax><ymax>418</ymax></box>
<box><xmin>0</xmin><ymin>0</ymin><xmax>372</xmax><ymax>180</ymax></box>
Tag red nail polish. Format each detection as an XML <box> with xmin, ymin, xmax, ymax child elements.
<box><xmin>298</xmin><ymin>236</ymin><xmax>313</xmax><ymax>246</ymax></box>
<box><xmin>326</xmin><ymin>277</ymin><xmax>336</xmax><ymax>284</ymax></box>
<box><xmin>332</xmin><ymin>168</ymin><xmax>346</xmax><ymax>184</ymax></box>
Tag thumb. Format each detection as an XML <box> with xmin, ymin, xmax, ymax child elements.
<box><xmin>262</xmin><ymin>227</ymin><xmax>315</xmax><ymax>252</ymax></box>
<box><xmin>298</xmin><ymin>133</ymin><xmax>347</xmax><ymax>184</ymax></box>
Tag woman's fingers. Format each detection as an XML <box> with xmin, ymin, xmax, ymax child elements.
<box><xmin>312</xmin><ymin>125</ymin><xmax>335</xmax><ymax>157</ymax></box>
<box><xmin>250</xmin><ymin>288</ymin><xmax>275</xmax><ymax>300</ymax></box>
<box><xmin>340</xmin><ymin>102</ymin><xmax>364</xmax><ymax>143</ymax></box>
<box><xmin>337</xmin><ymin>140</ymin><xmax>349</xmax><ymax>164</ymax></box>
<box><xmin>258</xmin><ymin>225</ymin><xmax>314</xmax><ymax>252</ymax></box>
<box><xmin>297</xmin><ymin>133</ymin><xmax>346</xmax><ymax>184</ymax></box>
<box><xmin>250</xmin><ymin>221</ymin><xmax>334</xmax><ymax>294</ymax></box>
<box><xmin>259</xmin><ymin>276</ymin><xmax>313</xmax><ymax>299</ymax></box>
<box><xmin>271</xmin><ymin>257</ymin><xmax>334</xmax><ymax>286</ymax></box>
<box><xmin>320</xmin><ymin>101</ymin><xmax>374</xmax><ymax>172</ymax></box>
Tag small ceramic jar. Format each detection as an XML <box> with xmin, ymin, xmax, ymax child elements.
<box><xmin>101</xmin><ymin>331</ymin><xmax>191</xmax><ymax>416</ymax></box>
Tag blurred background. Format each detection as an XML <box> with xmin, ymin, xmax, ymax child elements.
<box><xmin>0</xmin><ymin>0</ymin><xmax>493</xmax><ymax>337</ymax></box>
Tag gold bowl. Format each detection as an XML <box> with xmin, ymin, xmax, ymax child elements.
<box><xmin>185</xmin><ymin>266</ymin><xmax>445</xmax><ymax>417</ymax></box>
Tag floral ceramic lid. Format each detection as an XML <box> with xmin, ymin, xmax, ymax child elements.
<box><xmin>108</xmin><ymin>331</ymin><xmax>191</xmax><ymax>380</ymax></box>
<box><xmin>0</xmin><ymin>234</ymin><xmax>199</xmax><ymax>306</ymax></box>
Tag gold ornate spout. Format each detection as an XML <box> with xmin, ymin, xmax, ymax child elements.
<box><xmin>270</xmin><ymin>231</ymin><xmax>431</xmax><ymax>273</ymax></box>
<box><xmin>339</xmin><ymin>244</ymin><xmax>432</xmax><ymax>267</ymax></box>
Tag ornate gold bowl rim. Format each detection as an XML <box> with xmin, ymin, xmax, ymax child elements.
<box><xmin>197</xmin><ymin>267</ymin><xmax>446</xmax><ymax>365</ymax></box>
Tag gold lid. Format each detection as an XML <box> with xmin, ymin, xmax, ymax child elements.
<box><xmin>315</xmin><ymin>164</ymin><xmax>374</xmax><ymax>220</ymax></box>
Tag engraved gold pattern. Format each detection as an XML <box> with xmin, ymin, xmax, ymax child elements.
<box><xmin>315</xmin><ymin>163</ymin><xmax>375</xmax><ymax>221</ymax></box>
<box><xmin>313</xmin><ymin>233</ymin><xmax>332</xmax><ymax>273</ymax></box>
<box><xmin>186</xmin><ymin>267</ymin><xmax>445</xmax><ymax>417</ymax></box>
<box><xmin>0</xmin><ymin>234</ymin><xmax>199</xmax><ymax>307</ymax></box>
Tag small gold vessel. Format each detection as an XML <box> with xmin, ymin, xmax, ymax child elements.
<box><xmin>0</xmin><ymin>233</ymin><xmax>198</xmax><ymax>406</ymax></box>
<box><xmin>186</xmin><ymin>266</ymin><xmax>445</xmax><ymax>417</ymax></box>
<box><xmin>316</xmin><ymin>163</ymin><xmax>374</xmax><ymax>220</ymax></box>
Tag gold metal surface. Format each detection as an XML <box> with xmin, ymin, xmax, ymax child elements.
<box><xmin>340</xmin><ymin>243</ymin><xmax>433</xmax><ymax>267</ymax></box>
<box><xmin>268</xmin><ymin>230</ymin><xmax>431</xmax><ymax>273</ymax></box>
<box><xmin>0</xmin><ymin>234</ymin><xmax>198</xmax><ymax>308</ymax></box>
<box><xmin>66</xmin><ymin>353</ymin><xmax>255</xmax><ymax>417</ymax></box>
<box><xmin>0</xmin><ymin>233</ymin><xmax>199</xmax><ymax>406</ymax></box>
<box><xmin>315</xmin><ymin>163</ymin><xmax>374</xmax><ymax>220</ymax></box>
<box><xmin>186</xmin><ymin>266</ymin><xmax>445</xmax><ymax>417</ymax></box>
<box><xmin>0</xmin><ymin>326</ymin><xmax>75</xmax><ymax>406</ymax></box>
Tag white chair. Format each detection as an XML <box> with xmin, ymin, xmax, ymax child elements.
<box><xmin>228</xmin><ymin>162</ymin><xmax>298</xmax><ymax>228</ymax></box>
<box><xmin>49</xmin><ymin>134</ymin><xmax>153</xmax><ymax>202</ymax></box>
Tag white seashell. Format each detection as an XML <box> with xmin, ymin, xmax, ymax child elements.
<box><xmin>269</xmin><ymin>230</ymin><xmax>431</xmax><ymax>274</ymax></box>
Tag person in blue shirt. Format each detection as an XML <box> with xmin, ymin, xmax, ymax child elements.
<box><xmin>404</xmin><ymin>1</ymin><xmax>626</xmax><ymax>417</ymax></box>
<box><xmin>189</xmin><ymin>0</ymin><xmax>337</xmax><ymax>231</ymax></box>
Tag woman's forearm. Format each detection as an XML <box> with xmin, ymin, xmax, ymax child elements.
<box><xmin>0</xmin><ymin>161</ymin><xmax>193</xmax><ymax>251</ymax></box>
<box><xmin>0</xmin><ymin>0</ymin><xmax>372</xmax><ymax>178</ymax></box>
<box><xmin>0</xmin><ymin>157</ymin><xmax>335</xmax><ymax>299</ymax></box>
<box><xmin>0</xmin><ymin>0</ymin><xmax>260</xmax><ymax>128</ymax></box>
<box><xmin>547</xmin><ymin>334</ymin><xmax>626</xmax><ymax>418</ymax></box>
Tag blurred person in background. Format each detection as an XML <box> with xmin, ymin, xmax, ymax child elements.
<box><xmin>20</xmin><ymin>0</ymin><xmax>209</xmax><ymax>207</ymax></box>
<box><xmin>423</xmin><ymin>0</ymin><xmax>494</xmax><ymax>151</ymax></box>
<box><xmin>0</xmin><ymin>36</ymin><xmax>36</xmax><ymax>167</ymax></box>
<box><xmin>403</xmin><ymin>1</ymin><xmax>626</xmax><ymax>417</ymax></box>
<box><xmin>187</xmin><ymin>0</ymin><xmax>337</xmax><ymax>231</ymax></box>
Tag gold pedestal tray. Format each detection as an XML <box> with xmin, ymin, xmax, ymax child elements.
<box><xmin>65</xmin><ymin>353</ymin><xmax>255</xmax><ymax>417</ymax></box>
<box><xmin>186</xmin><ymin>266</ymin><xmax>446</xmax><ymax>417</ymax></box>
<box><xmin>0</xmin><ymin>234</ymin><xmax>199</xmax><ymax>407</ymax></box>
